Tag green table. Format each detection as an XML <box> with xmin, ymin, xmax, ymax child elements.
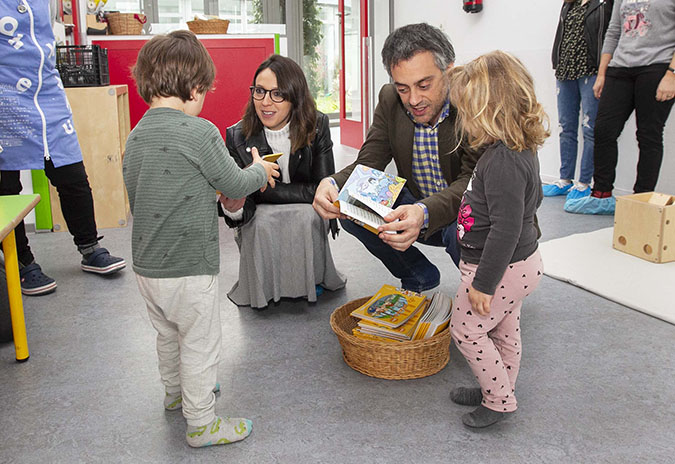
<box><xmin>1</xmin><ymin>194</ymin><xmax>40</xmax><ymax>362</ymax></box>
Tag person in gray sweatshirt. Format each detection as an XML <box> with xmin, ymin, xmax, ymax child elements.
<box><xmin>565</xmin><ymin>0</ymin><xmax>675</xmax><ymax>215</ymax></box>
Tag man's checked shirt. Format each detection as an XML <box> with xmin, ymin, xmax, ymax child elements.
<box><xmin>409</xmin><ymin>100</ymin><xmax>451</xmax><ymax>227</ymax></box>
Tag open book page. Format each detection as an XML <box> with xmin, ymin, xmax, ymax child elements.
<box><xmin>338</xmin><ymin>201</ymin><xmax>388</xmax><ymax>233</ymax></box>
<box><xmin>350</xmin><ymin>191</ymin><xmax>393</xmax><ymax>218</ymax></box>
<box><xmin>336</xmin><ymin>164</ymin><xmax>406</xmax><ymax>235</ymax></box>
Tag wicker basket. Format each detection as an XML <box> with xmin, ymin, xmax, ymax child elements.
<box><xmin>187</xmin><ymin>18</ymin><xmax>230</xmax><ymax>34</ymax></box>
<box><xmin>106</xmin><ymin>12</ymin><xmax>146</xmax><ymax>35</ymax></box>
<box><xmin>330</xmin><ymin>297</ymin><xmax>452</xmax><ymax>380</ymax></box>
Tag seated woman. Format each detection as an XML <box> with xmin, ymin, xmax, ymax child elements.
<box><xmin>220</xmin><ymin>54</ymin><xmax>346</xmax><ymax>309</ymax></box>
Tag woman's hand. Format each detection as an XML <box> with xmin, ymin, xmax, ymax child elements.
<box><xmin>593</xmin><ymin>53</ymin><xmax>612</xmax><ymax>99</ymax></box>
<box><xmin>218</xmin><ymin>195</ymin><xmax>245</xmax><ymax>212</ymax></box>
<box><xmin>656</xmin><ymin>71</ymin><xmax>675</xmax><ymax>102</ymax></box>
<box><xmin>593</xmin><ymin>75</ymin><xmax>605</xmax><ymax>99</ymax></box>
<box><xmin>250</xmin><ymin>147</ymin><xmax>280</xmax><ymax>192</ymax></box>
<box><xmin>468</xmin><ymin>285</ymin><xmax>493</xmax><ymax>316</ymax></box>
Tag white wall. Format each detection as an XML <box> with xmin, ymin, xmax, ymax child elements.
<box><xmin>371</xmin><ymin>0</ymin><xmax>392</xmax><ymax>123</ymax></box>
<box><xmin>391</xmin><ymin>0</ymin><xmax>675</xmax><ymax>195</ymax></box>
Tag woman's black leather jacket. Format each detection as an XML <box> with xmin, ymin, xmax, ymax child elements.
<box><xmin>552</xmin><ymin>0</ymin><xmax>613</xmax><ymax>70</ymax></box>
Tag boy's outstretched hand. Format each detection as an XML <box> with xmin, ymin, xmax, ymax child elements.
<box><xmin>251</xmin><ymin>147</ymin><xmax>280</xmax><ymax>191</ymax></box>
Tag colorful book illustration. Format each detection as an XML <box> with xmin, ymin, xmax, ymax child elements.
<box><xmin>412</xmin><ymin>292</ymin><xmax>452</xmax><ymax>340</ymax></box>
<box><xmin>350</xmin><ymin>284</ymin><xmax>427</xmax><ymax>329</ymax></box>
<box><xmin>354</xmin><ymin>298</ymin><xmax>430</xmax><ymax>341</ymax></box>
<box><xmin>334</xmin><ymin>164</ymin><xmax>406</xmax><ymax>234</ymax></box>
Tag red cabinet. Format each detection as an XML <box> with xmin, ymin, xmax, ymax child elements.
<box><xmin>92</xmin><ymin>36</ymin><xmax>276</xmax><ymax>138</ymax></box>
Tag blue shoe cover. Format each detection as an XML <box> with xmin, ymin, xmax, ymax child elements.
<box><xmin>564</xmin><ymin>196</ymin><xmax>616</xmax><ymax>215</ymax></box>
<box><xmin>542</xmin><ymin>183</ymin><xmax>572</xmax><ymax>197</ymax></box>
<box><xmin>566</xmin><ymin>186</ymin><xmax>591</xmax><ymax>201</ymax></box>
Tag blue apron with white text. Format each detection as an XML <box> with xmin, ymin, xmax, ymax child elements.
<box><xmin>0</xmin><ymin>0</ymin><xmax>83</xmax><ymax>170</ymax></box>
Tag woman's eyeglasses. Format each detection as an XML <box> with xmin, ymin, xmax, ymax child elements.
<box><xmin>250</xmin><ymin>86</ymin><xmax>286</xmax><ymax>103</ymax></box>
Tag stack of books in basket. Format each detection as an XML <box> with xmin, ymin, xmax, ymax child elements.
<box><xmin>351</xmin><ymin>284</ymin><xmax>452</xmax><ymax>343</ymax></box>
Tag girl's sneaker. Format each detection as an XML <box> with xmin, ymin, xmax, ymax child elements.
<box><xmin>542</xmin><ymin>180</ymin><xmax>573</xmax><ymax>197</ymax></box>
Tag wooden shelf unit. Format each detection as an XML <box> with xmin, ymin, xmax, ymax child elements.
<box><xmin>50</xmin><ymin>85</ymin><xmax>131</xmax><ymax>232</ymax></box>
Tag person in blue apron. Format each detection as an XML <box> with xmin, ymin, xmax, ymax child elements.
<box><xmin>0</xmin><ymin>0</ymin><xmax>125</xmax><ymax>295</ymax></box>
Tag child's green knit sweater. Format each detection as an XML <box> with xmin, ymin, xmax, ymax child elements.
<box><xmin>123</xmin><ymin>107</ymin><xmax>267</xmax><ymax>278</ymax></box>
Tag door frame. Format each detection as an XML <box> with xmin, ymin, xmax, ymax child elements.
<box><xmin>338</xmin><ymin>0</ymin><xmax>370</xmax><ymax>149</ymax></box>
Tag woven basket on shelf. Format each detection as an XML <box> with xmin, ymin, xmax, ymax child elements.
<box><xmin>330</xmin><ymin>297</ymin><xmax>452</xmax><ymax>380</ymax></box>
<box><xmin>187</xmin><ymin>18</ymin><xmax>230</xmax><ymax>34</ymax></box>
<box><xmin>106</xmin><ymin>12</ymin><xmax>146</xmax><ymax>35</ymax></box>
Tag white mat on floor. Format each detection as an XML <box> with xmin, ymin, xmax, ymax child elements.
<box><xmin>538</xmin><ymin>227</ymin><xmax>675</xmax><ymax>325</ymax></box>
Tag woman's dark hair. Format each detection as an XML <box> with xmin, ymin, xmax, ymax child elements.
<box><xmin>132</xmin><ymin>30</ymin><xmax>215</xmax><ymax>104</ymax></box>
<box><xmin>381</xmin><ymin>23</ymin><xmax>455</xmax><ymax>76</ymax></box>
<box><xmin>241</xmin><ymin>54</ymin><xmax>317</xmax><ymax>153</ymax></box>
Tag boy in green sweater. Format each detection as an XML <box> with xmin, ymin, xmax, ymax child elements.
<box><xmin>123</xmin><ymin>30</ymin><xmax>279</xmax><ymax>448</ymax></box>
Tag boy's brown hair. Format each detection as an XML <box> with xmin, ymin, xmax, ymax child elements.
<box><xmin>449</xmin><ymin>50</ymin><xmax>550</xmax><ymax>153</ymax></box>
<box><xmin>132</xmin><ymin>30</ymin><xmax>215</xmax><ymax>104</ymax></box>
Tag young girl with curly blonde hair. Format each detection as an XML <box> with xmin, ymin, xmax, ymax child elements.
<box><xmin>447</xmin><ymin>50</ymin><xmax>549</xmax><ymax>429</ymax></box>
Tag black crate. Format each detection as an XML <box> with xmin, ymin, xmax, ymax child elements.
<box><xmin>56</xmin><ymin>45</ymin><xmax>110</xmax><ymax>87</ymax></box>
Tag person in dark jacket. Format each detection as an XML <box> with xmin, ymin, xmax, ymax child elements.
<box><xmin>545</xmin><ymin>0</ymin><xmax>612</xmax><ymax>204</ymax></box>
<box><xmin>220</xmin><ymin>55</ymin><xmax>346</xmax><ymax>309</ymax></box>
<box><xmin>313</xmin><ymin>23</ymin><xmax>482</xmax><ymax>293</ymax></box>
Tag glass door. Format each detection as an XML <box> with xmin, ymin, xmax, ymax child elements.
<box><xmin>338</xmin><ymin>0</ymin><xmax>369</xmax><ymax>149</ymax></box>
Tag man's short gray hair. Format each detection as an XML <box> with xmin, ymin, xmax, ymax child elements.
<box><xmin>381</xmin><ymin>23</ymin><xmax>455</xmax><ymax>76</ymax></box>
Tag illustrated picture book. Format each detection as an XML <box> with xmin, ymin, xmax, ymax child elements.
<box><xmin>333</xmin><ymin>164</ymin><xmax>406</xmax><ymax>234</ymax></box>
<box><xmin>350</xmin><ymin>284</ymin><xmax>427</xmax><ymax>328</ymax></box>
<box><xmin>354</xmin><ymin>298</ymin><xmax>431</xmax><ymax>342</ymax></box>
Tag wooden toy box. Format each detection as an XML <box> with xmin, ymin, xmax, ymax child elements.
<box><xmin>613</xmin><ymin>192</ymin><xmax>675</xmax><ymax>263</ymax></box>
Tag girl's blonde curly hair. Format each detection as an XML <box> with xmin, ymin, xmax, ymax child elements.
<box><xmin>448</xmin><ymin>50</ymin><xmax>550</xmax><ymax>153</ymax></box>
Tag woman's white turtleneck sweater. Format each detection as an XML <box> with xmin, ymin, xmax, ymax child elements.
<box><xmin>264</xmin><ymin>121</ymin><xmax>292</xmax><ymax>184</ymax></box>
<box><xmin>223</xmin><ymin>121</ymin><xmax>292</xmax><ymax>219</ymax></box>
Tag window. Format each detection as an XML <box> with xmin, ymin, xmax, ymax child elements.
<box><xmin>105</xmin><ymin>0</ymin><xmax>258</xmax><ymax>30</ymax></box>
<box><xmin>104</xmin><ymin>0</ymin><xmax>142</xmax><ymax>14</ymax></box>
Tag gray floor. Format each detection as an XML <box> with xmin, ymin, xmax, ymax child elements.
<box><xmin>1</xmin><ymin>137</ymin><xmax>674</xmax><ymax>463</ymax></box>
